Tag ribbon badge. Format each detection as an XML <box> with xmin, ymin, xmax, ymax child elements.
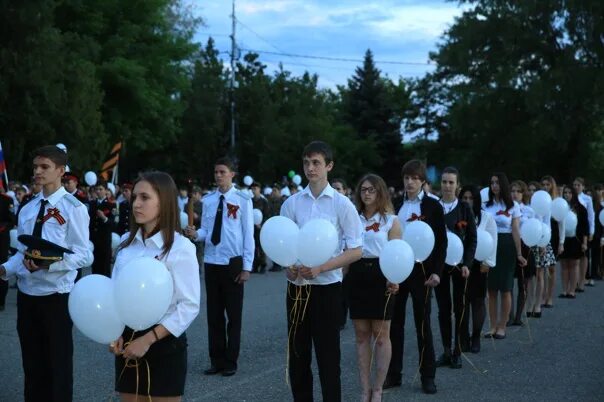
<box><xmin>365</xmin><ymin>222</ymin><xmax>380</xmax><ymax>232</ymax></box>
<box><xmin>43</xmin><ymin>208</ymin><xmax>66</xmax><ymax>225</ymax></box>
<box><xmin>456</xmin><ymin>220</ymin><xmax>468</xmax><ymax>230</ymax></box>
<box><xmin>227</xmin><ymin>203</ymin><xmax>240</xmax><ymax>219</ymax></box>
<box><xmin>407</xmin><ymin>213</ymin><xmax>426</xmax><ymax>222</ymax></box>
<box><xmin>496</xmin><ymin>210</ymin><xmax>510</xmax><ymax>217</ymax></box>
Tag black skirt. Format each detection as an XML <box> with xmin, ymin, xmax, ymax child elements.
<box><xmin>560</xmin><ymin>236</ymin><xmax>584</xmax><ymax>260</ymax></box>
<box><xmin>345</xmin><ymin>258</ymin><xmax>395</xmax><ymax>320</ymax></box>
<box><xmin>515</xmin><ymin>242</ymin><xmax>536</xmax><ymax>278</ymax></box>
<box><xmin>115</xmin><ymin>326</ymin><xmax>188</xmax><ymax>397</ymax></box>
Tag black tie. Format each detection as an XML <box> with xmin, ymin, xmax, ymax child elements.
<box><xmin>32</xmin><ymin>199</ymin><xmax>49</xmax><ymax>237</ymax></box>
<box><xmin>211</xmin><ymin>195</ymin><xmax>224</xmax><ymax>246</ymax></box>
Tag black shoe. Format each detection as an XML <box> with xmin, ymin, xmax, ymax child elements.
<box><xmin>421</xmin><ymin>378</ymin><xmax>437</xmax><ymax>394</ymax></box>
<box><xmin>532</xmin><ymin>312</ymin><xmax>542</xmax><ymax>318</ymax></box>
<box><xmin>461</xmin><ymin>340</ymin><xmax>471</xmax><ymax>353</ymax></box>
<box><xmin>585</xmin><ymin>281</ymin><xmax>595</xmax><ymax>287</ymax></box>
<box><xmin>383</xmin><ymin>375</ymin><xmax>402</xmax><ymax>389</ymax></box>
<box><xmin>436</xmin><ymin>352</ymin><xmax>452</xmax><ymax>367</ymax></box>
<box><xmin>511</xmin><ymin>320</ymin><xmax>524</xmax><ymax>326</ymax></box>
<box><xmin>203</xmin><ymin>366</ymin><xmax>222</xmax><ymax>375</ymax></box>
<box><xmin>558</xmin><ymin>293</ymin><xmax>568</xmax><ymax>298</ymax></box>
<box><xmin>221</xmin><ymin>368</ymin><xmax>237</xmax><ymax>377</ymax></box>
<box><xmin>576</xmin><ymin>288</ymin><xmax>585</xmax><ymax>293</ymax></box>
<box><xmin>526</xmin><ymin>312</ymin><xmax>533</xmax><ymax>318</ymax></box>
<box><xmin>470</xmin><ymin>336</ymin><xmax>480</xmax><ymax>353</ymax></box>
<box><xmin>450</xmin><ymin>355</ymin><xmax>462</xmax><ymax>369</ymax></box>
<box><xmin>505</xmin><ymin>319</ymin><xmax>514</xmax><ymax>327</ymax></box>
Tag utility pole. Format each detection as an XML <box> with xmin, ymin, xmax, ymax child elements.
<box><xmin>229</xmin><ymin>0</ymin><xmax>237</xmax><ymax>154</ymax></box>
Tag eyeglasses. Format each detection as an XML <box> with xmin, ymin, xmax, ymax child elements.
<box><xmin>360</xmin><ymin>187</ymin><xmax>376</xmax><ymax>194</ymax></box>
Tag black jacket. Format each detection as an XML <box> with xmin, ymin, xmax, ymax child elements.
<box><xmin>443</xmin><ymin>201</ymin><xmax>477</xmax><ymax>268</ymax></box>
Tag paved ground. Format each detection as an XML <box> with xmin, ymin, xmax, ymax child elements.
<box><xmin>1</xmin><ymin>267</ymin><xmax>602</xmax><ymax>402</ymax></box>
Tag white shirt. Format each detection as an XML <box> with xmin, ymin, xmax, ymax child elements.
<box><xmin>196</xmin><ymin>186</ymin><xmax>255</xmax><ymax>270</ymax></box>
<box><xmin>177</xmin><ymin>195</ymin><xmax>188</xmax><ymax>212</ymax></box>
<box><xmin>518</xmin><ymin>203</ymin><xmax>535</xmax><ymax>226</ymax></box>
<box><xmin>482</xmin><ymin>200</ymin><xmax>521</xmax><ymax>233</ymax></box>
<box><xmin>397</xmin><ymin>190</ymin><xmax>424</xmax><ymax>232</ymax></box>
<box><xmin>2</xmin><ymin>187</ymin><xmax>93</xmax><ymax>296</ymax></box>
<box><xmin>578</xmin><ymin>192</ymin><xmax>595</xmax><ymax>236</ymax></box>
<box><xmin>439</xmin><ymin>198</ymin><xmax>459</xmax><ymax>215</ymax></box>
<box><xmin>113</xmin><ymin>230</ymin><xmax>200</xmax><ymax>337</ymax></box>
<box><xmin>477</xmin><ymin>211</ymin><xmax>498</xmax><ymax>267</ymax></box>
<box><xmin>360</xmin><ymin>213</ymin><xmax>396</xmax><ymax>258</ymax></box>
<box><xmin>280</xmin><ymin>183</ymin><xmax>363</xmax><ymax>285</ymax></box>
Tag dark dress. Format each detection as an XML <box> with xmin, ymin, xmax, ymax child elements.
<box><xmin>559</xmin><ymin>204</ymin><xmax>589</xmax><ymax>260</ymax></box>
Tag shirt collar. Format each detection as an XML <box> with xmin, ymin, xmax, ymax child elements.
<box><xmin>134</xmin><ymin>228</ymin><xmax>165</xmax><ymax>249</ymax></box>
<box><xmin>301</xmin><ymin>183</ymin><xmax>335</xmax><ymax>200</ymax></box>
<box><xmin>44</xmin><ymin>186</ymin><xmax>68</xmax><ymax>207</ymax></box>
<box><xmin>405</xmin><ymin>190</ymin><xmax>424</xmax><ymax>203</ymax></box>
<box><xmin>218</xmin><ymin>185</ymin><xmax>236</xmax><ymax>197</ymax></box>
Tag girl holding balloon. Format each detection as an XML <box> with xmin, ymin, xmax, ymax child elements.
<box><xmin>558</xmin><ymin>186</ymin><xmax>589</xmax><ymax>299</ymax></box>
<box><xmin>347</xmin><ymin>173</ymin><xmax>401</xmax><ymax>402</ymax></box>
<box><xmin>460</xmin><ymin>185</ymin><xmax>497</xmax><ymax>353</ymax></box>
<box><xmin>482</xmin><ymin>173</ymin><xmax>526</xmax><ymax>339</ymax></box>
<box><xmin>434</xmin><ymin>167</ymin><xmax>477</xmax><ymax>369</ymax></box>
<box><xmin>540</xmin><ymin>175</ymin><xmax>565</xmax><ymax>307</ymax></box>
<box><xmin>110</xmin><ymin>172</ymin><xmax>201</xmax><ymax>402</ymax></box>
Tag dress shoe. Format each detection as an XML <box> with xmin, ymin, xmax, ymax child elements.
<box><xmin>450</xmin><ymin>355</ymin><xmax>462</xmax><ymax>369</ymax></box>
<box><xmin>383</xmin><ymin>375</ymin><xmax>402</xmax><ymax>389</ymax></box>
<box><xmin>510</xmin><ymin>320</ymin><xmax>524</xmax><ymax>326</ymax></box>
<box><xmin>436</xmin><ymin>352</ymin><xmax>452</xmax><ymax>367</ymax></box>
<box><xmin>203</xmin><ymin>366</ymin><xmax>222</xmax><ymax>375</ymax></box>
<box><xmin>470</xmin><ymin>336</ymin><xmax>480</xmax><ymax>353</ymax></box>
<box><xmin>532</xmin><ymin>312</ymin><xmax>542</xmax><ymax>318</ymax></box>
<box><xmin>221</xmin><ymin>368</ymin><xmax>237</xmax><ymax>377</ymax></box>
<box><xmin>526</xmin><ymin>312</ymin><xmax>533</xmax><ymax>318</ymax></box>
<box><xmin>421</xmin><ymin>378</ymin><xmax>437</xmax><ymax>394</ymax></box>
<box><xmin>493</xmin><ymin>333</ymin><xmax>506</xmax><ymax>340</ymax></box>
<box><xmin>575</xmin><ymin>288</ymin><xmax>585</xmax><ymax>293</ymax></box>
<box><xmin>558</xmin><ymin>293</ymin><xmax>568</xmax><ymax>298</ymax></box>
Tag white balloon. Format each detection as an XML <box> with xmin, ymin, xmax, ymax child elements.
<box><xmin>564</xmin><ymin>211</ymin><xmax>578</xmax><ymax>237</ymax></box>
<box><xmin>297</xmin><ymin>219</ymin><xmax>339</xmax><ymax>267</ymax></box>
<box><xmin>537</xmin><ymin>223</ymin><xmax>551</xmax><ymax>247</ymax></box>
<box><xmin>243</xmin><ymin>175</ymin><xmax>253</xmax><ymax>186</ymax></box>
<box><xmin>403</xmin><ymin>221</ymin><xmax>435</xmax><ymax>262</ymax></box>
<box><xmin>9</xmin><ymin>229</ymin><xmax>18</xmax><ymax>249</ymax></box>
<box><xmin>179</xmin><ymin>211</ymin><xmax>188</xmax><ymax>229</ymax></box>
<box><xmin>89</xmin><ymin>240</ymin><xmax>95</xmax><ymax>252</ymax></box>
<box><xmin>111</xmin><ymin>233</ymin><xmax>121</xmax><ymax>250</ymax></box>
<box><xmin>84</xmin><ymin>171</ymin><xmax>97</xmax><ymax>186</ymax></box>
<box><xmin>260</xmin><ymin>216</ymin><xmax>299</xmax><ymax>266</ymax></box>
<box><xmin>281</xmin><ymin>187</ymin><xmax>291</xmax><ymax>197</ymax></box>
<box><xmin>56</xmin><ymin>143</ymin><xmax>67</xmax><ymax>151</ymax></box>
<box><xmin>292</xmin><ymin>175</ymin><xmax>302</xmax><ymax>185</ymax></box>
<box><xmin>65</xmin><ymin>165</ymin><xmax>71</xmax><ymax>173</ymax></box>
<box><xmin>551</xmin><ymin>198</ymin><xmax>570</xmax><ymax>222</ymax></box>
<box><xmin>113</xmin><ymin>257</ymin><xmax>174</xmax><ymax>331</ymax></box>
<box><xmin>263</xmin><ymin>187</ymin><xmax>272</xmax><ymax>196</ymax></box>
<box><xmin>475</xmin><ymin>229</ymin><xmax>494</xmax><ymax>262</ymax></box>
<box><xmin>599</xmin><ymin>209</ymin><xmax>604</xmax><ymax>227</ymax></box>
<box><xmin>445</xmin><ymin>232</ymin><xmax>464</xmax><ymax>266</ymax></box>
<box><xmin>480</xmin><ymin>187</ymin><xmax>490</xmax><ymax>203</ymax></box>
<box><xmin>520</xmin><ymin>218</ymin><xmax>543</xmax><ymax>247</ymax></box>
<box><xmin>531</xmin><ymin>190</ymin><xmax>552</xmax><ymax>217</ymax></box>
<box><xmin>253</xmin><ymin>209</ymin><xmax>263</xmax><ymax>226</ymax></box>
<box><xmin>69</xmin><ymin>275</ymin><xmax>124</xmax><ymax>344</ymax></box>
<box><xmin>107</xmin><ymin>182</ymin><xmax>116</xmax><ymax>195</ymax></box>
<box><xmin>379</xmin><ymin>239</ymin><xmax>415</xmax><ymax>283</ymax></box>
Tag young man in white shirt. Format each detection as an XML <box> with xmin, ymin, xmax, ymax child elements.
<box><xmin>280</xmin><ymin>141</ymin><xmax>363</xmax><ymax>402</ymax></box>
<box><xmin>184</xmin><ymin>157</ymin><xmax>253</xmax><ymax>377</ymax></box>
<box><xmin>0</xmin><ymin>145</ymin><xmax>92</xmax><ymax>402</ymax></box>
<box><xmin>574</xmin><ymin>177</ymin><xmax>595</xmax><ymax>289</ymax></box>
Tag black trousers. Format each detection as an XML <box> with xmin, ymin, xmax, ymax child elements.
<box><xmin>466</xmin><ymin>262</ymin><xmax>487</xmax><ymax>339</ymax></box>
<box><xmin>91</xmin><ymin>235</ymin><xmax>112</xmax><ymax>277</ymax></box>
<box><xmin>388</xmin><ymin>264</ymin><xmax>436</xmax><ymax>381</ymax></box>
<box><xmin>435</xmin><ymin>265</ymin><xmax>468</xmax><ymax>355</ymax></box>
<box><xmin>287</xmin><ymin>282</ymin><xmax>342</xmax><ymax>402</ymax></box>
<box><xmin>17</xmin><ymin>291</ymin><xmax>73</xmax><ymax>402</ymax></box>
<box><xmin>205</xmin><ymin>261</ymin><xmax>244</xmax><ymax>370</ymax></box>
<box><xmin>0</xmin><ymin>278</ymin><xmax>7</xmax><ymax>306</ymax></box>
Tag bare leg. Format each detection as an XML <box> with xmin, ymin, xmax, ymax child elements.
<box><xmin>370</xmin><ymin>319</ymin><xmax>391</xmax><ymax>402</ymax></box>
<box><xmin>353</xmin><ymin>319</ymin><xmax>372</xmax><ymax>402</ymax></box>
<box><xmin>569</xmin><ymin>259</ymin><xmax>579</xmax><ymax>295</ymax></box>
<box><xmin>533</xmin><ymin>269</ymin><xmax>544</xmax><ymax>313</ymax></box>
<box><xmin>497</xmin><ymin>291</ymin><xmax>511</xmax><ymax>335</ymax></box>
<box><xmin>524</xmin><ymin>276</ymin><xmax>534</xmax><ymax>315</ymax></box>
<box><xmin>578</xmin><ymin>256</ymin><xmax>588</xmax><ymax>289</ymax></box>
<box><xmin>487</xmin><ymin>290</ymin><xmax>498</xmax><ymax>335</ymax></box>
<box><xmin>545</xmin><ymin>265</ymin><xmax>556</xmax><ymax>304</ymax></box>
<box><xmin>121</xmin><ymin>394</ymin><xmax>181</xmax><ymax>402</ymax></box>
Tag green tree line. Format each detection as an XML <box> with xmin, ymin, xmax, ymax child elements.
<box><xmin>2</xmin><ymin>0</ymin><xmax>603</xmax><ymax>189</ymax></box>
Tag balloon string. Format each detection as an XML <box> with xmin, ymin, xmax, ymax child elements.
<box><xmin>286</xmin><ymin>282</ymin><xmax>311</xmax><ymax>385</ymax></box>
<box><xmin>520</xmin><ymin>248</ymin><xmax>533</xmax><ymax>345</ymax></box>
<box><xmin>368</xmin><ymin>291</ymin><xmax>393</xmax><ymax>372</ymax></box>
<box><xmin>457</xmin><ymin>275</ymin><xmax>485</xmax><ymax>374</ymax></box>
<box><xmin>117</xmin><ymin>330</ymin><xmax>153</xmax><ymax>402</ymax></box>
<box><xmin>413</xmin><ymin>262</ymin><xmax>429</xmax><ymax>385</ymax></box>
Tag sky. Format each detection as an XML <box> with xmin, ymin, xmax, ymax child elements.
<box><xmin>193</xmin><ymin>0</ymin><xmax>465</xmax><ymax>88</ymax></box>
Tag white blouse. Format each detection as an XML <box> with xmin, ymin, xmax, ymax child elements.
<box><xmin>478</xmin><ymin>211</ymin><xmax>498</xmax><ymax>268</ymax></box>
<box><xmin>483</xmin><ymin>200</ymin><xmax>521</xmax><ymax>233</ymax></box>
<box><xmin>359</xmin><ymin>213</ymin><xmax>396</xmax><ymax>258</ymax></box>
<box><xmin>113</xmin><ymin>230</ymin><xmax>201</xmax><ymax>337</ymax></box>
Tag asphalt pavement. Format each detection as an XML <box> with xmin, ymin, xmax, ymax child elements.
<box><xmin>0</xmin><ymin>267</ymin><xmax>602</xmax><ymax>402</ymax></box>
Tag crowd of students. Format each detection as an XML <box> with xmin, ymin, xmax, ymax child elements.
<box><xmin>0</xmin><ymin>141</ymin><xmax>602</xmax><ymax>402</ymax></box>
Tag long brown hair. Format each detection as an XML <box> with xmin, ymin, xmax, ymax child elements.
<box><xmin>354</xmin><ymin>174</ymin><xmax>393</xmax><ymax>220</ymax></box>
<box><xmin>118</xmin><ymin>171</ymin><xmax>180</xmax><ymax>258</ymax></box>
<box><xmin>541</xmin><ymin>175</ymin><xmax>558</xmax><ymax>198</ymax></box>
<box><xmin>511</xmin><ymin>180</ymin><xmax>530</xmax><ymax>205</ymax></box>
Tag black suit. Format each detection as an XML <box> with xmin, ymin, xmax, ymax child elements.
<box><xmin>117</xmin><ymin>200</ymin><xmax>130</xmax><ymax>235</ymax></box>
<box><xmin>388</xmin><ymin>194</ymin><xmax>447</xmax><ymax>383</ymax></box>
<box><xmin>89</xmin><ymin>198</ymin><xmax>115</xmax><ymax>277</ymax></box>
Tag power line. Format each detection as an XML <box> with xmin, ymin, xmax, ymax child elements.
<box><xmin>238</xmin><ymin>48</ymin><xmax>432</xmax><ymax>66</ymax></box>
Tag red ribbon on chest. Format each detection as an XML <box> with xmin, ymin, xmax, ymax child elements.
<box><xmin>227</xmin><ymin>203</ymin><xmax>239</xmax><ymax>219</ymax></box>
<box><xmin>42</xmin><ymin>208</ymin><xmax>66</xmax><ymax>225</ymax></box>
<box><xmin>496</xmin><ymin>210</ymin><xmax>510</xmax><ymax>217</ymax></box>
<box><xmin>407</xmin><ymin>213</ymin><xmax>425</xmax><ymax>222</ymax></box>
<box><xmin>365</xmin><ymin>222</ymin><xmax>380</xmax><ymax>232</ymax></box>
